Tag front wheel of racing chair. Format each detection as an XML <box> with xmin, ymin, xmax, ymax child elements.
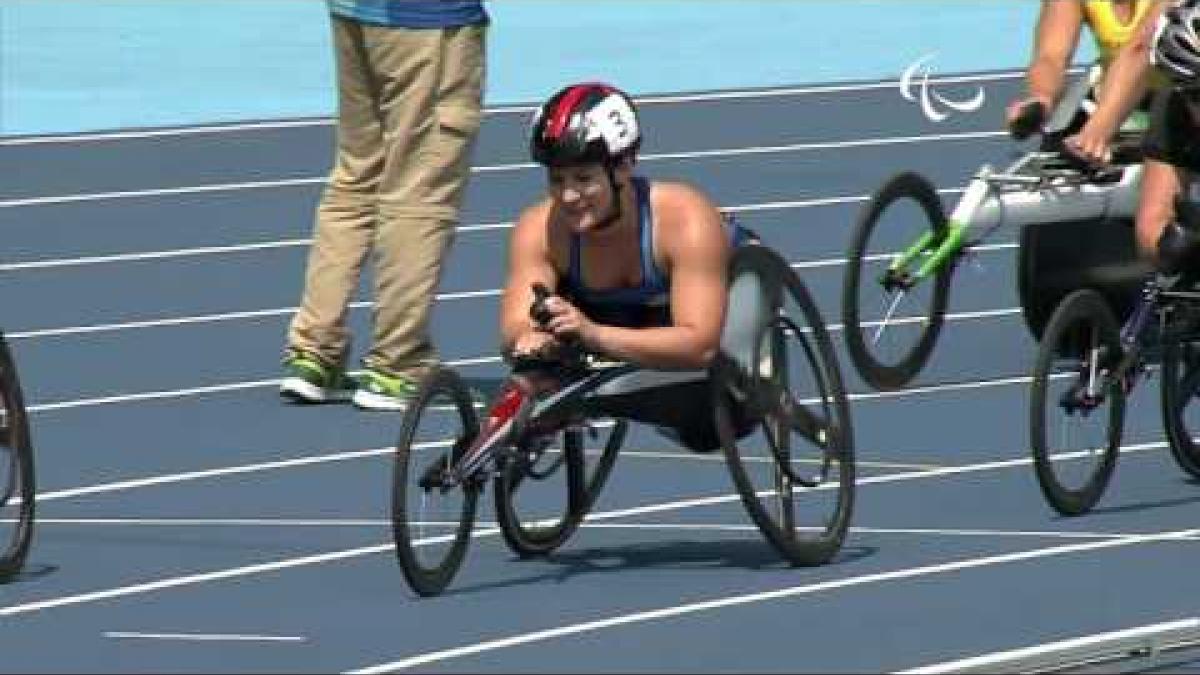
<box><xmin>842</xmin><ymin>171</ymin><xmax>953</xmax><ymax>391</ymax></box>
<box><xmin>494</xmin><ymin>407</ymin><xmax>628</xmax><ymax>557</ymax></box>
<box><xmin>713</xmin><ymin>245</ymin><xmax>856</xmax><ymax>566</ymax></box>
<box><xmin>0</xmin><ymin>336</ymin><xmax>34</xmax><ymax>582</ymax></box>
<box><xmin>1029</xmin><ymin>288</ymin><xmax>1125</xmax><ymax>516</ymax></box>
<box><xmin>392</xmin><ymin>365</ymin><xmax>482</xmax><ymax>597</ymax></box>
<box><xmin>1160</xmin><ymin>338</ymin><xmax>1200</xmax><ymax>479</ymax></box>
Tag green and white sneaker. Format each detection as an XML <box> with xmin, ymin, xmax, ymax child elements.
<box><xmin>352</xmin><ymin>369</ymin><xmax>419</xmax><ymax>411</ymax></box>
<box><xmin>280</xmin><ymin>354</ymin><xmax>355</xmax><ymax>404</ymax></box>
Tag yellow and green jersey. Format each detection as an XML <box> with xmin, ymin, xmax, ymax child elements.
<box><xmin>1083</xmin><ymin>0</ymin><xmax>1169</xmax><ymax>89</ymax></box>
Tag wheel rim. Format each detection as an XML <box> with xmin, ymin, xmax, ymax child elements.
<box><xmin>393</xmin><ymin>369</ymin><xmax>479</xmax><ymax>594</ymax></box>
<box><xmin>1031</xmin><ymin>292</ymin><xmax>1123</xmax><ymax>515</ymax></box>
<box><xmin>496</xmin><ymin>417</ymin><xmax>625</xmax><ymax>556</ymax></box>
<box><xmin>844</xmin><ymin>173</ymin><xmax>951</xmax><ymax>390</ymax></box>
<box><xmin>0</xmin><ymin>342</ymin><xmax>32</xmax><ymax>581</ymax></box>
<box><xmin>1162</xmin><ymin>341</ymin><xmax>1200</xmax><ymax>477</ymax></box>
<box><xmin>720</xmin><ymin>246</ymin><xmax>854</xmax><ymax>564</ymax></box>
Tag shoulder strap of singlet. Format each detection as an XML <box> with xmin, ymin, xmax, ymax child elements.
<box><xmin>568</xmin><ymin>176</ymin><xmax>667</xmax><ymax>293</ymax></box>
<box><xmin>635</xmin><ymin>177</ymin><xmax>668</xmax><ymax>291</ymax></box>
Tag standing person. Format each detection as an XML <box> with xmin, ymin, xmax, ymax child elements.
<box><xmin>280</xmin><ymin>0</ymin><xmax>488</xmax><ymax>410</ymax></box>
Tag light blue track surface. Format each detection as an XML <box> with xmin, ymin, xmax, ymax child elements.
<box><xmin>1</xmin><ymin>0</ymin><xmax>1097</xmax><ymax>136</ymax></box>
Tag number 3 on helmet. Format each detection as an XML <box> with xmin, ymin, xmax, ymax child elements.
<box><xmin>529</xmin><ymin>83</ymin><xmax>643</xmax><ymax>167</ymax></box>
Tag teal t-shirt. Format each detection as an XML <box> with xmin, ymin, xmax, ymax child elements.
<box><xmin>327</xmin><ymin>0</ymin><xmax>488</xmax><ymax>28</ymax></box>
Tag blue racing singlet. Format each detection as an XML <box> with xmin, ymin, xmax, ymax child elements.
<box><xmin>558</xmin><ymin>177</ymin><xmax>755</xmax><ymax>329</ymax></box>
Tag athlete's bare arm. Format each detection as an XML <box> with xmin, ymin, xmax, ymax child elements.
<box><xmin>500</xmin><ymin>200</ymin><xmax>560</xmax><ymax>358</ymax></box>
<box><xmin>1067</xmin><ymin>0</ymin><xmax>1166</xmax><ymax>161</ymax></box>
<box><xmin>1008</xmin><ymin>0</ymin><xmax>1085</xmax><ymax>125</ymax></box>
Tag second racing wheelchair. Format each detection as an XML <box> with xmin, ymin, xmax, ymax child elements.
<box><xmin>390</xmin><ymin>242</ymin><xmax>856</xmax><ymax>596</ymax></box>
<box><xmin>841</xmin><ymin>99</ymin><xmax>1146</xmax><ymax>391</ymax></box>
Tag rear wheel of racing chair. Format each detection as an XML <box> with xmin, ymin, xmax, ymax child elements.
<box><xmin>1160</xmin><ymin>337</ymin><xmax>1200</xmax><ymax>479</ymax></box>
<box><xmin>842</xmin><ymin>172</ymin><xmax>954</xmax><ymax>390</ymax></box>
<box><xmin>392</xmin><ymin>365</ymin><xmax>481</xmax><ymax>597</ymax></box>
<box><xmin>714</xmin><ymin>245</ymin><xmax>855</xmax><ymax>566</ymax></box>
<box><xmin>1029</xmin><ymin>289</ymin><xmax>1126</xmax><ymax>516</ymax></box>
<box><xmin>494</xmin><ymin>408</ymin><xmax>627</xmax><ymax>557</ymax></box>
<box><xmin>0</xmin><ymin>336</ymin><xmax>34</xmax><ymax>582</ymax></box>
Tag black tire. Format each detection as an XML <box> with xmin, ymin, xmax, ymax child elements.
<box><xmin>1029</xmin><ymin>289</ymin><xmax>1125</xmax><ymax>516</ymax></box>
<box><xmin>1160</xmin><ymin>339</ymin><xmax>1200</xmax><ymax>478</ymax></box>
<box><xmin>392</xmin><ymin>366</ymin><xmax>481</xmax><ymax>597</ymax></box>
<box><xmin>494</xmin><ymin>419</ymin><xmax>626</xmax><ymax>557</ymax></box>
<box><xmin>717</xmin><ymin>245</ymin><xmax>855</xmax><ymax>566</ymax></box>
<box><xmin>0</xmin><ymin>337</ymin><xmax>34</xmax><ymax>582</ymax></box>
<box><xmin>842</xmin><ymin>171</ymin><xmax>953</xmax><ymax>391</ymax></box>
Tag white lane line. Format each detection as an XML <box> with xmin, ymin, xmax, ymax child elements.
<box><xmin>33</xmin><ymin>446</ymin><xmax>398</xmax><ymax>502</ymax></box>
<box><xmin>8</xmin><ymin>276</ymin><xmax>1006</xmax><ymax>343</ymax></box>
<box><xmin>0</xmin><ymin>187</ymin><xmax>975</xmax><ymax>275</ymax></box>
<box><xmin>12</xmin><ymin>291</ymin><xmax>492</xmax><ymax>340</ymax></box>
<box><xmin>582</xmin><ymin>523</ymin><xmax>1169</xmax><ymax>541</ymax></box>
<box><xmin>0</xmin><ymin>71</ymin><xmax>1030</xmax><ymax>147</ymax></box>
<box><xmin>0</xmin><ymin>177</ymin><xmax>322</xmax><ymax>209</ymax></box>
<box><xmin>345</xmin><ymin>527</ymin><xmax>1200</xmax><ymax>674</ymax></box>
<box><xmin>26</xmin><ymin>436</ymin><xmax>953</xmax><ymax>506</ymax></box>
<box><xmin>6</xmin><ymin>276</ymin><xmax>1008</xmax><ymax>342</ymax></box>
<box><xmin>0</xmin><ymin>130</ymin><xmax>1003</xmax><ymax>209</ymax></box>
<box><xmin>899</xmin><ymin>617</ymin><xmax>1200</xmax><ymax>674</ymax></box>
<box><xmin>25</xmin><ymin>520</ymin><xmax>1151</xmax><ymax>542</ymax></box>
<box><xmin>0</xmin><ymin>439</ymin><xmax>1163</xmax><ymax>620</ymax></box>
<box><xmin>104</xmin><ymin>631</ymin><xmax>307</xmax><ymax>643</ymax></box>
<box><xmin>0</xmin><ymin>239</ymin><xmax>313</xmax><ymax>272</ymax></box>
<box><xmin>4</xmin><ymin>187</ymin><xmax>989</xmax><ymax>341</ymax></box>
<box><xmin>0</xmin><ymin>544</ymin><xmax>395</xmax><ymax>618</ymax></box>
<box><xmin>579</xmin><ymin>439</ymin><xmax>1165</xmax><ymax>524</ymax></box>
<box><xmin>8</xmin><ymin>291</ymin><xmax>1012</xmax><ymax>344</ymax></box>
<box><xmin>22</xmin><ymin>349</ymin><xmax>1028</xmax><ymax>414</ymax></box>
<box><xmin>589</xmin><ymin>448</ymin><xmax>944</xmax><ymax>471</ymax></box>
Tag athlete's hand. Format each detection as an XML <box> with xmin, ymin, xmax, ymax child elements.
<box><xmin>511</xmin><ymin>330</ymin><xmax>562</xmax><ymax>360</ymax></box>
<box><xmin>540</xmin><ymin>295</ymin><xmax>597</xmax><ymax>347</ymax></box>
<box><xmin>1063</xmin><ymin>125</ymin><xmax>1113</xmax><ymax>166</ymax></box>
<box><xmin>1005</xmin><ymin>95</ymin><xmax>1051</xmax><ymax>135</ymax></box>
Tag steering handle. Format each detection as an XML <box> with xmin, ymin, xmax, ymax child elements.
<box><xmin>1009</xmin><ymin>101</ymin><xmax>1047</xmax><ymax>141</ymax></box>
<box><xmin>530</xmin><ymin>282</ymin><xmax>554</xmax><ymax>328</ymax></box>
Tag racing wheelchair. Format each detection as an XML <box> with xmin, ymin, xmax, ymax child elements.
<box><xmin>0</xmin><ymin>333</ymin><xmax>34</xmax><ymax>581</ymax></box>
<box><xmin>841</xmin><ymin>100</ymin><xmax>1146</xmax><ymax>391</ymax></box>
<box><xmin>1027</xmin><ymin>194</ymin><xmax>1200</xmax><ymax>516</ymax></box>
<box><xmin>390</xmin><ymin>243</ymin><xmax>855</xmax><ymax>597</ymax></box>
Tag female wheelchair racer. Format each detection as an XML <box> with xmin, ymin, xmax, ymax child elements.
<box><xmin>390</xmin><ymin>240</ymin><xmax>855</xmax><ymax>597</ymax></box>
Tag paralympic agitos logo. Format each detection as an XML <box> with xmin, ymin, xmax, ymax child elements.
<box><xmin>899</xmin><ymin>53</ymin><xmax>985</xmax><ymax>122</ymax></box>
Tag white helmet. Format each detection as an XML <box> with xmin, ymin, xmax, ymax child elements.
<box><xmin>1152</xmin><ymin>0</ymin><xmax>1200</xmax><ymax>88</ymax></box>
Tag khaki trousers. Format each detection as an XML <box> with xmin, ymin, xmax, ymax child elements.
<box><xmin>287</xmin><ymin>17</ymin><xmax>485</xmax><ymax>378</ymax></box>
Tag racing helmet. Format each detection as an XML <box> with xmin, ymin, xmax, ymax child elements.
<box><xmin>529</xmin><ymin>83</ymin><xmax>642</xmax><ymax>167</ymax></box>
<box><xmin>1152</xmin><ymin>0</ymin><xmax>1200</xmax><ymax>89</ymax></box>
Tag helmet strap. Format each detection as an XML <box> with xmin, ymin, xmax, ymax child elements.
<box><xmin>589</xmin><ymin>161</ymin><xmax>625</xmax><ymax>231</ymax></box>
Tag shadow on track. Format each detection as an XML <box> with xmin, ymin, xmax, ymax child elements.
<box><xmin>438</xmin><ymin>540</ymin><xmax>877</xmax><ymax>597</ymax></box>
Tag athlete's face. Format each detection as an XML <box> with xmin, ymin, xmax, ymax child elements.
<box><xmin>547</xmin><ymin>163</ymin><xmax>619</xmax><ymax>233</ymax></box>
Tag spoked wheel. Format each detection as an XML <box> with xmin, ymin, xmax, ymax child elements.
<box><xmin>392</xmin><ymin>366</ymin><xmax>481</xmax><ymax>597</ymax></box>
<box><xmin>1029</xmin><ymin>289</ymin><xmax>1126</xmax><ymax>516</ymax></box>
<box><xmin>1160</xmin><ymin>338</ymin><xmax>1200</xmax><ymax>479</ymax></box>
<box><xmin>494</xmin><ymin>415</ymin><xmax>627</xmax><ymax>557</ymax></box>
<box><xmin>842</xmin><ymin>171</ymin><xmax>954</xmax><ymax>390</ymax></box>
<box><xmin>716</xmin><ymin>245</ymin><xmax>855</xmax><ymax>566</ymax></box>
<box><xmin>0</xmin><ymin>337</ymin><xmax>34</xmax><ymax>582</ymax></box>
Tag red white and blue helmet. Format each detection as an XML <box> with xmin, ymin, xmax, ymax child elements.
<box><xmin>529</xmin><ymin>83</ymin><xmax>642</xmax><ymax>167</ymax></box>
<box><xmin>1152</xmin><ymin>0</ymin><xmax>1200</xmax><ymax>89</ymax></box>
